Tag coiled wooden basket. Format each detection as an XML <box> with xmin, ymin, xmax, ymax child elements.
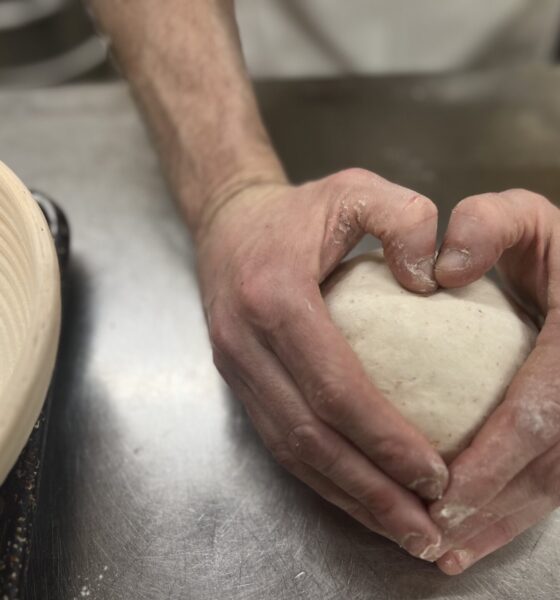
<box><xmin>0</xmin><ymin>161</ymin><xmax>60</xmax><ymax>484</ymax></box>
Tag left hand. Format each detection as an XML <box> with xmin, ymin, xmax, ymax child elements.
<box><xmin>428</xmin><ymin>188</ymin><xmax>560</xmax><ymax>574</ymax></box>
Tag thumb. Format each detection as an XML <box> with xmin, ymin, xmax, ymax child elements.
<box><xmin>435</xmin><ymin>190</ymin><xmax>551</xmax><ymax>289</ymax></box>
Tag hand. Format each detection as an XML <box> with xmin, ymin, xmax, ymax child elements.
<box><xmin>429</xmin><ymin>188</ymin><xmax>560</xmax><ymax>574</ymax></box>
<box><xmin>196</xmin><ymin>168</ymin><xmax>448</xmax><ymax>558</ymax></box>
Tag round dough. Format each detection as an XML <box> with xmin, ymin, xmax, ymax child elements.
<box><xmin>323</xmin><ymin>252</ymin><xmax>537</xmax><ymax>462</ymax></box>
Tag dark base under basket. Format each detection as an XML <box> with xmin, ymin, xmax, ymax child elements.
<box><xmin>0</xmin><ymin>192</ymin><xmax>69</xmax><ymax>599</ymax></box>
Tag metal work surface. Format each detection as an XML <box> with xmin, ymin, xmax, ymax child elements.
<box><xmin>0</xmin><ymin>66</ymin><xmax>559</xmax><ymax>599</ymax></box>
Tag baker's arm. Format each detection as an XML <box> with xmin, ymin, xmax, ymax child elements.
<box><xmin>88</xmin><ymin>0</ymin><xmax>449</xmax><ymax>559</ymax></box>
<box><xmin>87</xmin><ymin>0</ymin><xmax>284</xmax><ymax>234</ymax></box>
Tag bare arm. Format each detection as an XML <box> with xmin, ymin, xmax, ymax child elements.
<box><xmin>88</xmin><ymin>0</ymin><xmax>285</xmax><ymax>235</ymax></box>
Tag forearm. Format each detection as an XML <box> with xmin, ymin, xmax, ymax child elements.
<box><xmin>88</xmin><ymin>0</ymin><xmax>285</xmax><ymax>236</ymax></box>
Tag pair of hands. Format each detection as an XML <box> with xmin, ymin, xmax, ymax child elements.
<box><xmin>195</xmin><ymin>167</ymin><xmax>560</xmax><ymax>574</ymax></box>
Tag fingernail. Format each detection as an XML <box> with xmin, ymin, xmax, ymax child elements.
<box><xmin>421</xmin><ymin>479</ymin><xmax>445</xmax><ymax>501</ymax></box>
<box><xmin>417</xmin><ymin>257</ymin><xmax>437</xmax><ymax>289</ymax></box>
<box><xmin>408</xmin><ymin>478</ymin><xmax>443</xmax><ymax>501</ymax></box>
<box><xmin>402</xmin><ymin>533</ymin><xmax>441</xmax><ymax>561</ymax></box>
<box><xmin>436</xmin><ymin>249</ymin><xmax>471</xmax><ymax>272</ymax></box>
<box><xmin>408</xmin><ymin>462</ymin><xmax>448</xmax><ymax>500</ymax></box>
<box><xmin>440</xmin><ymin>553</ymin><xmax>464</xmax><ymax>575</ymax></box>
<box><xmin>447</xmin><ymin>549</ymin><xmax>475</xmax><ymax>573</ymax></box>
<box><xmin>403</xmin><ymin>256</ymin><xmax>437</xmax><ymax>292</ymax></box>
<box><xmin>417</xmin><ymin>256</ymin><xmax>435</xmax><ymax>276</ymax></box>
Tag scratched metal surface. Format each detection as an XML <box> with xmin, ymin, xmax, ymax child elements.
<box><xmin>0</xmin><ymin>66</ymin><xmax>558</xmax><ymax>599</ymax></box>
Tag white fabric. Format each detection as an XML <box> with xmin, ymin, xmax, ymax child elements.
<box><xmin>235</xmin><ymin>0</ymin><xmax>560</xmax><ymax>77</ymax></box>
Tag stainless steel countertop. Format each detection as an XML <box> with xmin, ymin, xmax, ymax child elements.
<box><xmin>1</xmin><ymin>67</ymin><xmax>560</xmax><ymax>599</ymax></box>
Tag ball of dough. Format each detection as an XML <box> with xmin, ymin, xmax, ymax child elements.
<box><xmin>323</xmin><ymin>252</ymin><xmax>537</xmax><ymax>462</ymax></box>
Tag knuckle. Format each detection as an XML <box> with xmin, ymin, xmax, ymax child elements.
<box><xmin>328</xmin><ymin>168</ymin><xmax>384</xmax><ymax>192</ymax></box>
<box><xmin>492</xmin><ymin>518</ymin><xmax>517</xmax><ymax>544</ymax></box>
<box><xmin>452</xmin><ymin>193</ymin><xmax>498</xmax><ymax>219</ymax></box>
<box><xmin>337</xmin><ymin>167</ymin><xmax>376</xmax><ymax>184</ymax></box>
<box><xmin>269</xmin><ymin>441</ymin><xmax>300</xmax><ymax>472</ymax></box>
<box><xmin>534</xmin><ymin>454</ymin><xmax>560</xmax><ymax>503</ymax></box>
<box><xmin>288</xmin><ymin>424</ymin><xmax>322</xmax><ymax>463</ymax></box>
<box><xmin>403</xmin><ymin>192</ymin><xmax>437</xmax><ymax>221</ymax></box>
<box><xmin>500</xmin><ymin>189</ymin><xmax>556</xmax><ymax>219</ymax></box>
<box><xmin>290</xmin><ymin>423</ymin><xmax>342</xmax><ymax>474</ymax></box>
<box><xmin>373</xmin><ymin>438</ymin><xmax>409</xmax><ymax>472</ymax></box>
<box><xmin>211</xmin><ymin>351</ymin><xmax>228</xmax><ymax>379</ymax></box>
<box><xmin>357</xmin><ymin>489</ymin><xmax>397</xmax><ymax>519</ymax></box>
<box><xmin>339</xmin><ymin>499</ymin><xmax>365</xmax><ymax>519</ymax></box>
<box><xmin>310</xmin><ymin>381</ymin><xmax>350</xmax><ymax>424</ymax></box>
<box><xmin>500</xmin><ymin>188</ymin><xmax>547</xmax><ymax>204</ymax></box>
<box><xmin>237</xmin><ymin>270</ymin><xmax>277</xmax><ymax>321</ymax></box>
<box><xmin>208</xmin><ymin>311</ymin><xmax>236</xmax><ymax>358</ymax></box>
<box><xmin>511</xmin><ymin>395</ymin><xmax>560</xmax><ymax>451</ymax></box>
<box><xmin>543</xmin><ymin>476</ymin><xmax>560</xmax><ymax>504</ymax></box>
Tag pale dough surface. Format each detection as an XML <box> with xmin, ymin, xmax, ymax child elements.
<box><xmin>323</xmin><ymin>252</ymin><xmax>537</xmax><ymax>462</ymax></box>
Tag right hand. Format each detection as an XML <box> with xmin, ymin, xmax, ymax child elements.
<box><xmin>195</xmin><ymin>168</ymin><xmax>448</xmax><ymax>559</ymax></box>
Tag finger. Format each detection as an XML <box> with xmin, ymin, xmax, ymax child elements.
<box><xmin>436</xmin><ymin>499</ymin><xmax>551</xmax><ymax>575</ymax></box>
<box><xmin>237</xmin><ymin>377</ymin><xmax>389</xmax><ymax>538</ymax></box>
<box><xmin>286</xmin><ymin>417</ymin><xmax>442</xmax><ymax>559</ymax></box>
<box><xmin>218</xmin><ymin>332</ymin><xmax>443</xmax><ymax>558</ymax></box>
<box><xmin>434</xmin><ymin>189</ymin><xmax>553</xmax><ymax>299</ymax></box>
<box><xmin>289</xmin><ymin>462</ymin><xmax>390</xmax><ymax>540</ymax></box>
<box><xmin>432</xmin><ymin>322</ymin><xmax>560</xmax><ymax>529</ymax></box>
<box><xmin>236</xmin><ymin>371</ymin><xmax>390</xmax><ymax>538</ymax></box>
<box><xmin>241</xmin><ymin>392</ymin><xmax>389</xmax><ymax>538</ymax></box>
<box><xmin>264</xmin><ymin>287</ymin><xmax>449</xmax><ymax>501</ymax></box>
<box><xmin>319</xmin><ymin>169</ymin><xmax>439</xmax><ymax>293</ymax></box>
<box><xmin>433</xmin><ymin>438</ymin><xmax>560</xmax><ymax>559</ymax></box>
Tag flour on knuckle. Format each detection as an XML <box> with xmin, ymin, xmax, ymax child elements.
<box><xmin>288</xmin><ymin>423</ymin><xmax>326</xmax><ymax>466</ymax></box>
<box><xmin>310</xmin><ymin>380</ymin><xmax>350</xmax><ymax>424</ymax></box>
<box><xmin>512</xmin><ymin>386</ymin><xmax>560</xmax><ymax>451</ymax></box>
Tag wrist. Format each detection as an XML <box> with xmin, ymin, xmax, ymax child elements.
<box><xmin>181</xmin><ymin>159</ymin><xmax>288</xmax><ymax>246</ymax></box>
